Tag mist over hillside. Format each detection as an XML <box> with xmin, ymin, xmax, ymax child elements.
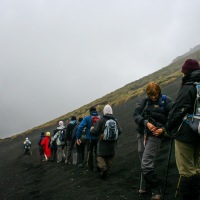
<box><xmin>0</xmin><ymin>47</ymin><xmax>200</xmax><ymax>200</ymax></box>
<box><xmin>2</xmin><ymin>45</ymin><xmax>200</xmax><ymax>140</ymax></box>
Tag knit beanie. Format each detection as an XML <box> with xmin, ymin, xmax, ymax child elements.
<box><xmin>103</xmin><ymin>104</ymin><xmax>113</xmax><ymax>115</ymax></box>
<box><xmin>181</xmin><ymin>59</ymin><xmax>200</xmax><ymax>74</ymax></box>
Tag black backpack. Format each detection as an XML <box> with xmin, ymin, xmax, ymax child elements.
<box><xmin>59</xmin><ymin>129</ymin><xmax>67</xmax><ymax>142</ymax></box>
<box><xmin>66</xmin><ymin>123</ymin><xmax>77</xmax><ymax>141</ymax></box>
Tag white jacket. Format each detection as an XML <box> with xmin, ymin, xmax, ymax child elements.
<box><xmin>52</xmin><ymin>125</ymin><xmax>65</xmax><ymax>146</ymax></box>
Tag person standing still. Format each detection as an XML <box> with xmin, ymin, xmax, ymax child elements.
<box><xmin>133</xmin><ymin>82</ymin><xmax>173</xmax><ymax>200</ymax></box>
<box><xmin>166</xmin><ymin>59</ymin><xmax>200</xmax><ymax>200</ymax></box>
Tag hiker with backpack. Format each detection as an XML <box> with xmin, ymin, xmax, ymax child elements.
<box><xmin>165</xmin><ymin>59</ymin><xmax>200</xmax><ymax>200</ymax></box>
<box><xmin>41</xmin><ymin>132</ymin><xmax>52</xmax><ymax>161</ymax></box>
<box><xmin>90</xmin><ymin>104</ymin><xmax>122</xmax><ymax>179</ymax></box>
<box><xmin>65</xmin><ymin>116</ymin><xmax>77</xmax><ymax>164</ymax></box>
<box><xmin>133</xmin><ymin>82</ymin><xmax>173</xmax><ymax>200</ymax></box>
<box><xmin>38</xmin><ymin>132</ymin><xmax>45</xmax><ymax>161</ymax></box>
<box><xmin>74</xmin><ymin>117</ymin><xmax>86</xmax><ymax>168</ymax></box>
<box><xmin>50</xmin><ymin>129</ymin><xmax>58</xmax><ymax>162</ymax></box>
<box><xmin>76</xmin><ymin>106</ymin><xmax>100</xmax><ymax>171</ymax></box>
<box><xmin>51</xmin><ymin>121</ymin><xmax>66</xmax><ymax>163</ymax></box>
<box><xmin>23</xmin><ymin>137</ymin><xmax>32</xmax><ymax>155</ymax></box>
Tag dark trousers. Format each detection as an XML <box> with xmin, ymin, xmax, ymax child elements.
<box><xmin>86</xmin><ymin>139</ymin><xmax>97</xmax><ymax>170</ymax></box>
<box><xmin>76</xmin><ymin>143</ymin><xmax>86</xmax><ymax>165</ymax></box>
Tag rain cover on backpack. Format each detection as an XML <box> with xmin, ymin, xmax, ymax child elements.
<box><xmin>103</xmin><ymin>119</ymin><xmax>118</xmax><ymax>141</ymax></box>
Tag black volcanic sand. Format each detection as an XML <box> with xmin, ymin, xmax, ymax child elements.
<box><xmin>0</xmin><ymin>78</ymin><xmax>182</xmax><ymax>200</ymax></box>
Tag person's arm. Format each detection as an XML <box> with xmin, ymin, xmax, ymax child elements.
<box><xmin>76</xmin><ymin>117</ymin><xmax>88</xmax><ymax>145</ymax></box>
<box><xmin>133</xmin><ymin>98</ymin><xmax>148</xmax><ymax>127</ymax></box>
<box><xmin>166</xmin><ymin>85</ymin><xmax>194</xmax><ymax>132</ymax></box>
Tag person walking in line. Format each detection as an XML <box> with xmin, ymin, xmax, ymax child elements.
<box><xmin>74</xmin><ymin>117</ymin><xmax>86</xmax><ymax>168</ymax></box>
<box><xmin>50</xmin><ymin>129</ymin><xmax>58</xmax><ymax>162</ymax></box>
<box><xmin>41</xmin><ymin>132</ymin><xmax>52</xmax><ymax>161</ymax></box>
<box><xmin>65</xmin><ymin>116</ymin><xmax>77</xmax><ymax>164</ymax></box>
<box><xmin>90</xmin><ymin>104</ymin><xmax>122</xmax><ymax>179</ymax></box>
<box><xmin>133</xmin><ymin>82</ymin><xmax>173</xmax><ymax>200</ymax></box>
<box><xmin>38</xmin><ymin>132</ymin><xmax>45</xmax><ymax>161</ymax></box>
<box><xmin>166</xmin><ymin>59</ymin><xmax>200</xmax><ymax>200</ymax></box>
<box><xmin>23</xmin><ymin>137</ymin><xmax>32</xmax><ymax>155</ymax></box>
<box><xmin>51</xmin><ymin>121</ymin><xmax>66</xmax><ymax>163</ymax></box>
<box><xmin>76</xmin><ymin>106</ymin><xmax>100</xmax><ymax>171</ymax></box>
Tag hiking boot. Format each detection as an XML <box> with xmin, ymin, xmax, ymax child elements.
<box><xmin>150</xmin><ymin>193</ymin><xmax>162</xmax><ymax>200</ymax></box>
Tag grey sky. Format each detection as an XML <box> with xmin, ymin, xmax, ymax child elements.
<box><xmin>1</xmin><ymin>0</ymin><xmax>200</xmax><ymax>138</ymax></box>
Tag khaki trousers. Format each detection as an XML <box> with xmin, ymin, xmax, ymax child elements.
<box><xmin>175</xmin><ymin>140</ymin><xmax>200</xmax><ymax>177</ymax></box>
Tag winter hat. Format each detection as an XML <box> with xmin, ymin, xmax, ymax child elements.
<box><xmin>46</xmin><ymin>132</ymin><xmax>50</xmax><ymax>136</ymax></box>
<box><xmin>58</xmin><ymin>121</ymin><xmax>64</xmax><ymax>126</ymax></box>
<box><xmin>103</xmin><ymin>104</ymin><xmax>113</xmax><ymax>115</ymax></box>
<box><xmin>181</xmin><ymin>59</ymin><xmax>200</xmax><ymax>74</ymax></box>
<box><xmin>71</xmin><ymin>116</ymin><xmax>76</xmax><ymax>121</ymax></box>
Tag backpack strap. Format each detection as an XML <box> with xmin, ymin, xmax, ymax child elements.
<box><xmin>160</xmin><ymin>95</ymin><xmax>166</xmax><ymax>110</ymax></box>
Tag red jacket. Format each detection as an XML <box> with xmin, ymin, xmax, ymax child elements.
<box><xmin>41</xmin><ymin>136</ymin><xmax>51</xmax><ymax>157</ymax></box>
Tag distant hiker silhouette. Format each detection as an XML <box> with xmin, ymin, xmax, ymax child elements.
<box><xmin>134</xmin><ymin>82</ymin><xmax>173</xmax><ymax>200</ymax></box>
<box><xmin>65</xmin><ymin>116</ymin><xmax>77</xmax><ymax>164</ymax></box>
<box><xmin>76</xmin><ymin>106</ymin><xmax>100</xmax><ymax>171</ymax></box>
<box><xmin>74</xmin><ymin>117</ymin><xmax>86</xmax><ymax>168</ymax></box>
<box><xmin>51</xmin><ymin>121</ymin><xmax>66</xmax><ymax>163</ymax></box>
<box><xmin>41</xmin><ymin>132</ymin><xmax>52</xmax><ymax>161</ymax></box>
<box><xmin>38</xmin><ymin>132</ymin><xmax>45</xmax><ymax>161</ymax></box>
<box><xmin>23</xmin><ymin>137</ymin><xmax>32</xmax><ymax>155</ymax></box>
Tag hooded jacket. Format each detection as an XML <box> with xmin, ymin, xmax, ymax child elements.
<box><xmin>51</xmin><ymin>125</ymin><xmax>66</xmax><ymax>146</ymax></box>
<box><xmin>41</xmin><ymin>136</ymin><xmax>51</xmax><ymax>157</ymax></box>
<box><xmin>166</xmin><ymin>70</ymin><xmax>200</xmax><ymax>144</ymax></box>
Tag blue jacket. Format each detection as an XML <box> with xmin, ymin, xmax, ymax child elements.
<box><xmin>76</xmin><ymin>112</ymin><xmax>100</xmax><ymax>140</ymax></box>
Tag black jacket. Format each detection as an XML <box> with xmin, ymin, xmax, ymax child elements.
<box><xmin>91</xmin><ymin>114</ymin><xmax>122</xmax><ymax>156</ymax></box>
<box><xmin>134</xmin><ymin>94</ymin><xmax>173</xmax><ymax>137</ymax></box>
<box><xmin>166</xmin><ymin>70</ymin><xmax>200</xmax><ymax>144</ymax></box>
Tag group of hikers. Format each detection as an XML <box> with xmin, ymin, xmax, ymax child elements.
<box><xmin>24</xmin><ymin>59</ymin><xmax>200</xmax><ymax>200</ymax></box>
<box><xmin>35</xmin><ymin>104</ymin><xmax>122</xmax><ymax>180</ymax></box>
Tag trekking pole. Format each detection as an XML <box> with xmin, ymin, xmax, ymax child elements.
<box><xmin>162</xmin><ymin>136</ymin><xmax>173</xmax><ymax>200</ymax></box>
<box><xmin>138</xmin><ymin>131</ymin><xmax>147</xmax><ymax>195</ymax></box>
<box><xmin>175</xmin><ymin>175</ymin><xmax>181</xmax><ymax>198</ymax></box>
<box><xmin>86</xmin><ymin>135</ymin><xmax>92</xmax><ymax>169</ymax></box>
